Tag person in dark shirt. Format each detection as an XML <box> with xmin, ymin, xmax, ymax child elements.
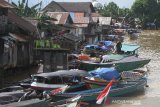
<box><xmin>116</xmin><ymin>40</ymin><xmax>122</xmax><ymax>54</ymax></box>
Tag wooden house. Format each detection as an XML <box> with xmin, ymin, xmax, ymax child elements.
<box><xmin>0</xmin><ymin>0</ymin><xmax>14</xmax><ymax>35</ymax></box>
<box><xmin>92</xmin><ymin>17</ymin><xmax>112</xmax><ymax>41</ymax></box>
<box><xmin>0</xmin><ymin>0</ymin><xmax>14</xmax><ymax>69</ymax></box>
<box><xmin>44</xmin><ymin>12</ymin><xmax>76</xmax><ymax>35</ymax></box>
<box><xmin>42</xmin><ymin>1</ymin><xmax>98</xmax><ymax>44</ymax></box>
<box><xmin>8</xmin><ymin>12</ymin><xmax>37</xmax><ymax>68</ymax></box>
<box><xmin>35</xmin><ymin>48</ymin><xmax>69</xmax><ymax>72</ymax></box>
<box><xmin>0</xmin><ymin>6</ymin><xmax>37</xmax><ymax>69</ymax></box>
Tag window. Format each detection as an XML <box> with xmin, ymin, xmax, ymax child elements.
<box><xmin>33</xmin><ymin>77</ymin><xmax>45</xmax><ymax>83</ymax></box>
<box><xmin>49</xmin><ymin>76</ymin><xmax>62</xmax><ymax>84</ymax></box>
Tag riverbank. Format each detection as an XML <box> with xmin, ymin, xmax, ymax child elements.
<box><xmin>0</xmin><ymin>65</ymin><xmax>39</xmax><ymax>88</ymax></box>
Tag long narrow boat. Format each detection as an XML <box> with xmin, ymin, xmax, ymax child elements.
<box><xmin>79</xmin><ymin>55</ymin><xmax>150</xmax><ymax>72</ymax></box>
<box><xmin>50</xmin><ymin>78</ymin><xmax>147</xmax><ymax>103</ymax></box>
<box><xmin>49</xmin><ymin>95</ymin><xmax>81</xmax><ymax>107</ymax></box>
<box><xmin>84</xmin><ymin>69</ymin><xmax>147</xmax><ymax>89</ymax></box>
<box><xmin>31</xmin><ymin>69</ymin><xmax>90</xmax><ymax>92</ymax></box>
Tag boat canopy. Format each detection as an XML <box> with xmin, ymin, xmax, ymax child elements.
<box><xmin>88</xmin><ymin>68</ymin><xmax>120</xmax><ymax>81</ymax></box>
<box><xmin>84</xmin><ymin>45</ymin><xmax>98</xmax><ymax>49</ymax></box>
<box><xmin>121</xmin><ymin>44</ymin><xmax>140</xmax><ymax>52</ymax></box>
<box><xmin>32</xmin><ymin>69</ymin><xmax>90</xmax><ymax>79</ymax></box>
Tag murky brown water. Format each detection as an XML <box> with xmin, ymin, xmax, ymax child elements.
<box><xmin>99</xmin><ymin>30</ymin><xmax>160</xmax><ymax>107</ymax></box>
<box><xmin>1</xmin><ymin>30</ymin><xmax>160</xmax><ymax>106</ymax></box>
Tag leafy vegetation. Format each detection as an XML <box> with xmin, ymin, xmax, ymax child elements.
<box><xmin>131</xmin><ymin>0</ymin><xmax>160</xmax><ymax>27</ymax></box>
<box><xmin>11</xmin><ymin>0</ymin><xmax>42</xmax><ymax>17</ymax></box>
<box><xmin>11</xmin><ymin>0</ymin><xmax>60</xmax><ymax>36</ymax></box>
<box><xmin>99</xmin><ymin>0</ymin><xmax>160</xmax><ymax>28</ymax></box>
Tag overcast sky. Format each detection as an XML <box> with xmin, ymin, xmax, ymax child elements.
<box><xmin>11</xmin><ymin>0</ymin><xmax>135</xmax><ymax>8</ymax></box>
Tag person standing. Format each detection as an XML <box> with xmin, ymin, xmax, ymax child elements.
<box><xmin>116</xmin><ymin>40</ymin><xmax>122</xmax><ymax>54</ymax></box>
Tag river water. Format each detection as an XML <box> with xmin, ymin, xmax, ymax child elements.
<box><xmin>1</xmin><ymin>30</ymin><xmax>160</xmax><ymax>106</ymax></box>
<box><xmin>97</xmin><ymin>30</ymin><xmax>160</xmax><ymax>107</ymax></box>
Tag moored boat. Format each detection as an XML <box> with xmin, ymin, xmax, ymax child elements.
<box><xmin>50</xmin><ymin>78</ymin><xmax>147</xmax><ymax>103</ymax></box>
<box><xmin>79</xmin><ymin>55</ymin><xmax>150</xmax><ymax>72</ymax></box>
<box><xmin>0</xmin><ymin>91</ymin><xmax>25</xmax><ymax>105</ymax></box>
<box><xmin>30</xmin><ymin>69</ymin><xmax>90</xmax><ymax>91</ymax></box>
<box><xmin>49</xmin><ymin>95</ymin><xmax>81</xmax><ymax>107</ymax></box>
<box><xmin>84</xmin><ymin>69</ymin><xmax>147</xmax><ymax>89</ymax></box>
<box><xmin>127</xmin><ymin>29</ymin><xmax>141</xmax><ymax>39</ymax></box>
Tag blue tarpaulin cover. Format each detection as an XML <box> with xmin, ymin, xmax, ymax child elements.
<box><xmin>89</xmin><ymin>68</ymin><xmax>120</xmax><ymax>81</ymax></box>
<box><xmin>84</xmin><ymin>45</ymin><xmax>98</xmax><ymax>49</ymax></box>
<box><xmin>104</xmin><ymin>41</ymin><xmax>112</xmax><ymax>47</ymax></box>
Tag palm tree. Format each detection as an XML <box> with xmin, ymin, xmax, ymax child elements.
<box><xmin>11</xmin><ymin>0</ymin><xmax>42</xmax><ymax>17</ymax></box>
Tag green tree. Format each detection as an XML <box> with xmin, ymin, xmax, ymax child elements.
<box><xmin>101</xmin><ymin>2</ymin><xmax>119</xmax><ymax>18</ymax></box>
<box><xmin>11</xmin><ymin>0</ymin><xmax>42</xmax><ymax>17</ymax></box>
<box><xmin>100</xmin><ymin>2</ymin><xmax>131</xmax><ymax>19</ymax></box>
<box><xmin>131</xmin><ymin>0</ymin><xmax>160</xmax><ymax>25</ymax></box>
<box><xmin>11</xmin><ymin>0</ymin><xmax>59</xmax><ymax>35</ymax></box>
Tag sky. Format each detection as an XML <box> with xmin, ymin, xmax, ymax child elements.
<box><xmin>11</xmin><ymin>0</ymin><xmax>135</xmax><ymax>8</ymax></box>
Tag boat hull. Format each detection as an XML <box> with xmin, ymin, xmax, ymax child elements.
<box><xmin>52</xmin><ymin>78</ymin><xmax>147</xmax><ymax>103</ymax></box>
<box><xmin>79</xmin><ymin>58</ymin><xmax>150</xmax><ymax>72</ymax></box>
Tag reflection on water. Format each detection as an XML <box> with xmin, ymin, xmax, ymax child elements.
<box><xmin>110</xmin><ymin>30</ymin><xmax>160</xmax><ymax>106</ymax></box>
<box><xmin>90</xmin><ymin>30</ymin><xmax>160</xmax><ymax>107</ymax></box>
<box><xmin>137</xmin><ymin>31</ymin><xmax>160</xmax><ymax>100</ymax></box>
<box><xmin>1</xmin><ymin>30</ymin><xmax>160</xmax><ymax>106</ymax></box>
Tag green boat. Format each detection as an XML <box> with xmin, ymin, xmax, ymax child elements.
<box><xmin>79</xmin><ymin>54</ymin><xmax>150</xmax><ymax>72</ymax></box>
<box><xmin>51</xmin><ymin>78</ymin><xmax>147</xmax><ymax>103</ymax></box>
<box><xmin>49</xmin><ymin>95</ymin><xmax>81</xmax><ymax>107</ymax></box>
<box><xmin>84</xmin><ymin>69</ymin><xmax>147</xmax><ymax>89</ymax></box>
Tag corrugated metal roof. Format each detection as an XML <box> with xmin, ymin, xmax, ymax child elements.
<box><xmin>91</xmin><ymin>13</ymin><xmax>102</xmax><ymax>17</ymax></box>
<box><xmin>58</xmin><ymin>2</ymin><xmax>95</xmax><ymax>12</ymax></box>
<box><xmin>73</xmin><ymin>24</ymin><xmax>88</xmax><ymax>28</ymax></box>
<box><xmin>99</xmin><ymin>17</ymin><xmax>112</xmax><ymax>25</ymax></box>
<box><xmin>92</xmin><ymin>17</ymin><xmax>99</xmax><ymax>23</ymax></box>
<box><xmin>73</xmin><ymin>17</ymin><xmax>89</xmax><ymax>24</ymax></box>
<box><xmin>46</xmin><ymin>12</ymin><xmax>71</xmax><ymax>25</ymax></box>
<box><xmin>43</xmin><ymin>1</ymin><xmax>95</xmax><ymax>13</ymax></box>
<box><xmin>8</xmin><ymin>11</ymin><xmax>37</xmax><ymax>33</ymax></box>
<box><xmin>93</xmin><ymin>17</ymin><xmax>112</xmax><ymax>25</ymax></box>
<box><xmin>0</xmin><ymin>0</ymin><xmax>15</xmax><ymax>8</ymax></box>
<box><xmin>9</xmin><ymin>33</ymin><xmax>29</xmax><ymax>42</ymax></box>
<box><xmin>63</xmin><ymin>34</ymin><xmax>81</xmax><ymax>42</ymax></box>
<box><xmin>23</xmin><ymin>17</ymin><xmax>39</xmax><ymax>26</ymax></box>
<box><xmin>1</xmin><ymin>33</ymin><xmax>29</xmax><ymax>42</ymax></box>
<box><xmin>74</xmin><ymin>13</ymin><xmax>84</xmax><ymax>17</ymax></box>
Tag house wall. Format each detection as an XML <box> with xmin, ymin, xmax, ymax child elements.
<box><xmin>43</xmin><ymin>2</ymin><xmax>98</xmax><ymax>45</ymax></box>
<box><xmin>43</xmin><ymin>50</ymin><xmax>68</xmax><ymax>72</ymax></box>
<box><xmin>0</xmin><ymin>8</ymin><xmax>8</xmax><ymax>35</ymax></box>
<box><xmin>0</xmin><ymin>37</ymin><xmax>34</xmax><ymax>69</ymax></box>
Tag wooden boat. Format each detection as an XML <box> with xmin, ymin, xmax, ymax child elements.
<box><xmin>0</xmin><ymin>99</ymin><xmax>50</xmax><ymax>107</ymax></box>
<box><xmin>127</xmin><ymin>29</ymin><xmax>141</xmax><ymax>39</ymax></box>
<box><xmin>0</xmin><ymin>91</ymin><xmax>25</xmax><ymax>105</ymax></box>
<box><xmin>31</xmin><ymin>69</ymin><xmax>90</xmax><ymax>91</ymax></box>
<box><xmin>50</xmin><ymin>78</ymin><xmax>147</xmax><ymax>103</ymax></box>
<box><xmin>49</xmin><ymin>95</ymin><xmax>81</xmax><ymax>107</ymax></box>
<box><xmin>84</xmin><ymin>69</ymin><xmax>147</xmax><ymax>89</ymax></box>
<box><xmin>0</xmin><ymin>86</ymin><xmax>23</xmax><ymax>93</ymax></box>
<box><xmin>79</xmin><ymin>55</ymin><xmax>150</xmax><ymax>72</ymax></box>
